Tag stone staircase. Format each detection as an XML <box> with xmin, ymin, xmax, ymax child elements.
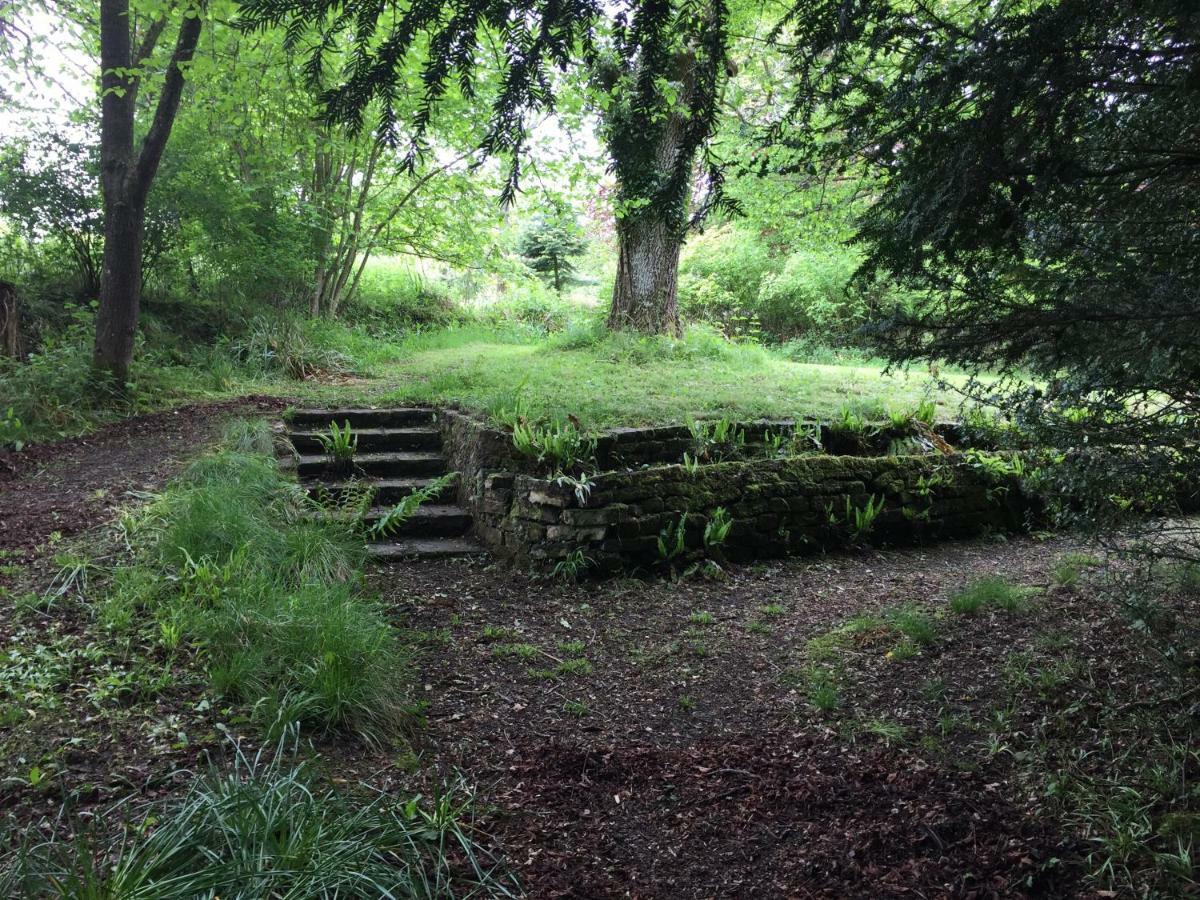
<box><xmin>286</xmin><ymin>407</ymin><xmax>484</xmax><ymax>560</ymax></box>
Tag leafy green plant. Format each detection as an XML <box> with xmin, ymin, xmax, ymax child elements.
<box><xmin>828</xmin><ymin>494</ymin><xmax>886</xmax><ymax>543</ymax></box>
<box><xmin>682</xmin><ymin>451</ymin><xmax>702</xmax><ymax>476</ymax></box>
<box><xmin>4</xmin><ymin>733</ymin><xmax>513</xmax><ymax>898</ymax></box>
<box><xmin>656</xmin><ymin>513</ymin><xmax>688</xmax><ymax>563</ymax></box>
<box><xmin>763</xmin><ymin>429</ymin><xmax>785</xmax><ymax>457</ymax></box>
<box><xmin>689</xmin><ymin>610</ymin><xmax>715</xmax><ymax>626</ymax></box>
<box><xmin>371</xmin><ymin>473</ymin><xmax>458</xmax><ymax>538</ymax></box>
<box><xmin>317</xmin><ymin>420</ymin><xmax>357</xmax><ymax>472</ymax></box>
<box><xmin>484</xmin><ymin>381</ymin><xmax>531</xmax><ymax>429</ymax></box>
<box><xmin>0</xmin><ymin>406</ymin><xmax>26</xmax><ymax>450</ymax></box>
<box><xmin>511</xmin><ymin>418</ymin><xmax>596</xmax><ymax>474</ymax></box>
<box><xmin>688</xmin><ymin>416</ymin><xmax>746</xmax><ymax>462</ymax></box>
<box><xmin>554</xmin><ymin>471</ymin><xmax>594</xmax><ymax>505</ymax></box>
<box><xmin>833</xmin><ymin>404</ymin><xmax>867</xmax><ymax>436</ymax></box>
<box><xmin>914</xmin><ymin>398</ymin><xmax>938</xmax><ymax>426</ymax></box>
<box><xmin>551</xmin><ymin>547</ymin><xmax>594</xmax><ymax>582</ymax></box>
<box><xmin>703</xmin><ymin>506</ymin><xmax>733</xmax><ymax>549</ymax></box>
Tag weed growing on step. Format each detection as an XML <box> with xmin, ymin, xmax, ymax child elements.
<box><xmin>105</xmin><ymin>444</ymin><xmax>408</xmax><ymax>741</ymax></box>
<box><xmin>317</xmin><ymin>420</ymin><xmax>358</xmax><ymax>473</ymax></box>
<box><xmin>372</xmin><ymin>472</ymin><xmax>458</xmax><ymax>538</ymax></box>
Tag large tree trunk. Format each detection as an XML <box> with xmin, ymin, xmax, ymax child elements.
<box><xmin>608</xmin><ymin>213</ymin><xmax>682</xmax><ymax>335</ymax></box>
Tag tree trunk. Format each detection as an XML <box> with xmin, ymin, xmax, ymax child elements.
<box><xmin>94</xmin><ymin>198</ymin><xmax>145</xmax><ymax>380</ymax></box>
<box><xmin>0</xmin><ymin>281</ymin><xmax>21</xmax><ymax>358</ymax></box>
<box><xmin>92</xmin><ymin>0</ymin><xmax>202</xmax><ymax>384</ymax></box>
<box><xmin>608</xmin><ymin>212</ymin><xmax>682</xmax><ymax>336</ymax></box>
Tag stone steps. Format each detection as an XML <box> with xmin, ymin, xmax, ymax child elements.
<box><xmin>290</xmin><ymin>407</ymin><xmax>436</xmax><ymax>428</ymax></box>
<box><xmin>289</xmin><ymin>426</ymin><xmax>441</xmax><ymax>454</ymax></box>
<box><xmin>363</xmin><ymin>504</ymin><xmax>473</xmax><ymax>536</ymax></box>
<box><xmin>307</xmin><ymin>476</ymin><xmax>458</xmax><ymax>505</ymax></box>
<box><xmin>285</xmin><ymin>407</ymin><xmax>484</xmax><ymax>560</ymax></box>
<box><xmin>367</xmin><ymin>537</ymin><xmax>488</xmax><ymax>560</ymax></box>
<box><xmin>296</xmin><ymin>450</ymin><xmax>447</xmax><ymax>479</ymax></box>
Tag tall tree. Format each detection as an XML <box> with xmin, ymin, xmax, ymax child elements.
<box><xmin>94</xmin><ymin>0</ymin><xmax>203</xmax><ymax>383</ymax></box>
<box><xmin>779</xmin><ymin>0</ymin><xmax>1200</xmax><ymax>549</ymax></box>
<box><xmin>240</xmin><ymin>0</ymin><xmax>736</xmax><ymax>335</ymax></box>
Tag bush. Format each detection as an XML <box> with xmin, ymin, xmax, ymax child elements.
<box><xmin>115</xmin><ymin>445</ymin><xmax>407</xmax><ymax>740</ymax></box>
<box><xmin>226</xmin><ymin>315</ymin><xmax>355</xmax><ymax>380</ymax></box>
<box><xmin>756</xmin><ymin>248</ymin><xmax>864</xmax><ymax>339</ymax></box>
<box><xmin>477</xmin><ymin>280</ymin><xmax>583</xmax><ymax>332</ymax></box>
<box><xmin>677</xmin><ymin>226</ymin><xmax>774</xmax><ymax>337</ymax></box>
<box><xmin>5</xmin><ymin>736</ymin><xmax>513</xmax><ymax>898</ymax></box>
<box><xmin>344</xmin><ymin>263</ymin><xmax>463</xmax><ymax>333</ymax></box>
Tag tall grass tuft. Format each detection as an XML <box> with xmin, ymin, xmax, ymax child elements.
<box><xmin>6</xmin><ymin>734</ymin><xmax>516</xmax><ymax>898</ymax></box>
<box><xmin>114</xmin><ymin>445</ymin><xmax>404</xmax><ymax>741</ymax></box>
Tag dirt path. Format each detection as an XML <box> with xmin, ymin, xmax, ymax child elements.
<box><xmin>0</xmin><ymin>397</ymin><xmax>285</xmax><ymax>562</ymax></box>
<box><xmin>347</xmin><ymin>534</ymin><xmax>1185</xmax><ymax>898</ymax></box>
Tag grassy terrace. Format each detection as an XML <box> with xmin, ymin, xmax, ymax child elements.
<box><xmin>339</xmin><ymin>326</ymin><xmax>961</xmax><ymax>428</ymax></box>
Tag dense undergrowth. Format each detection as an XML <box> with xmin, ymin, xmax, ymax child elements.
<box><xmin>0</xmin><ymin>290</ymin><xmax>943</xmax><ymax>448</ymax></box>
<box><xmin>102</xmin><ymin>419</ymin><xmax>408</xmax><ymax>741</ymax></box>
<box><xmin>4</xmin><ymin>732</ymin><xmax>514</xmax><ymax>899</ymax></box>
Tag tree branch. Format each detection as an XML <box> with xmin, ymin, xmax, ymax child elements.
<box><xmin>131</xmin><ymin>7</ymin><xmax>202</xmax><ymax>203</ymax></box>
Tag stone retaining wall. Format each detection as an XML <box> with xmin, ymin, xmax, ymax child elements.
<box><xmin>438</xmin><ymin>409</ymin><xmax>1029</xmax><ymax>571</ymax></box>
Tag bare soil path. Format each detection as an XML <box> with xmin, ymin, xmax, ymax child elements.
<box><xmin>0</xmin><ymin>397</ymin><xmax>285</xmax><ymax>562</ymax></box>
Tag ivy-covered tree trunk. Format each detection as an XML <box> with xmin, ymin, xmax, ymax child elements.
<box><xmin>601</xmin><ymin>7</ymin><xmax>727</xmax><ymax>337</ymax></box>
<box><xmin>609</xmin><ymin>211</ymin><xmax>682</xmax><ymax>335</ymax></box>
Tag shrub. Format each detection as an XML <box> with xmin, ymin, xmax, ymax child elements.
<box><xmin>227</xmin><ymin>315</ymin><xmax>354</xmax><ymax>380</ymax></box>
<box><xmin>677</xmin><ymin>226</ymin><xmax>774</xmax><ymax>338</ymax></box>
<box><xmin>344</xmin><ymin>263</ymin><xmax>463</xmax><ymax>332</ymax></box>
<box><xmin>756</xmin><ymin>248</ymin><xmax>864</xmax><ymax>339</ymax></box>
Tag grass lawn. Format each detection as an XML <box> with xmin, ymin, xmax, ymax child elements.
<box><xmin>357</xmin><ymin>326</ymin><xmax>962</xmax><ymax>428</ymax></box>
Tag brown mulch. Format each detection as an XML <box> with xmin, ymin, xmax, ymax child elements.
<box><xmin>0</xmin><ymin>396</ymin><xmax>285</xmax><ymax>561</ymax></box>
<box><xmin>487</xmin><ymin>736</ymin><xmax>1075</xmax><ymax>899</ymax></box>
<box><xmin>356</xmin><ymin>537</ymin><xmax>1125</xmax><ymax>897</ymax></box>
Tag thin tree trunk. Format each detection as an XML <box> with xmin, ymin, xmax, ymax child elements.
<box><xmin>608</xmin><ymin>211</ymin><xmax>682</xmax><ymax>336</ymax></box>
<box><xmin>93</xmin><ymin>0</ymin><xmax>202</xmax><ymax>384</ymax></box>
<box><xmin>0</xmin><ymin>281</ymin><xmax>21</xmax><ymax>358</ymax></box>
<box><xmin>94</xmin><ymin>198</ymin><xmax>145</xmax><ymax>378</ymax></box>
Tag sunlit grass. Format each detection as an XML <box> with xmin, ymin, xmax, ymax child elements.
<box><xmin>365</xmin><ymin>327</ymin><xmax>959</xmax><ymax>429</ymax></box>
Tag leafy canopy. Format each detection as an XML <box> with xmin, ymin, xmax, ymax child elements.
<box><xmin>780</xmin><ymin>0</ymin><xmax>1200</xmax><ymax>542</ymax></box>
